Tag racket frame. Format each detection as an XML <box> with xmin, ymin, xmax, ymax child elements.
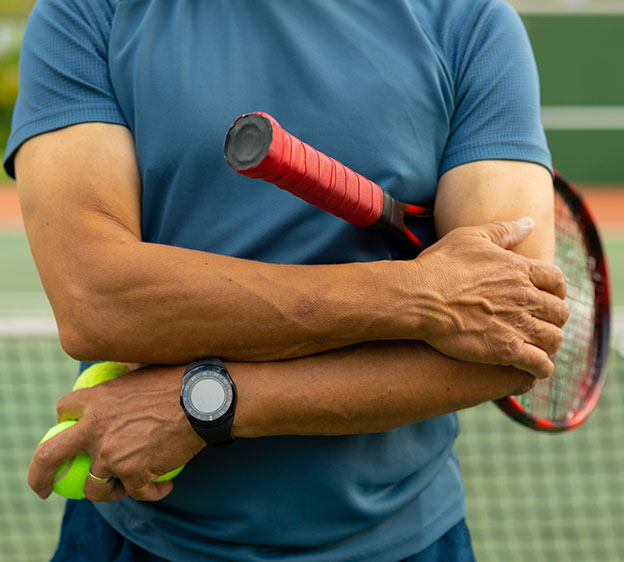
<box><xmin>494</xmin><ymin>172</ymin><xmax>610</xmax><ymax>431</ymax></box>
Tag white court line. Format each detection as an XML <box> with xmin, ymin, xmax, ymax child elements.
<box><xmin>510</xmin><ymin>0</ymin><xmax>624</xmax><ymax>14</ymax></box>
<box><xmin>613</xmin><ymin>306</ymin><xmax>624</xmax><ymax>356</ymax></box>
<box><xmin>0</xmin><ymin>315</ymin><xmax>58</xmax><ymax>337</ymax></box>
<box><xmin>541</xmin><ymin>107</ymin><xmax>624</xmax><ymax>130</ymax></box>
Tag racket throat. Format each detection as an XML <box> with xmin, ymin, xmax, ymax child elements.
<box><xmin>373</xmin><ymin>191</ymin><xmax>424</xmax><ymax>259</ymax></box>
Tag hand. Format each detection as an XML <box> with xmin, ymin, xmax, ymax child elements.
<box><xmin>410</xmin><ymin>217</ymin><xmax>569</xmax><ymax>378</ymax></box>
<box><xmin>28</xmin><ymin>365</ymin><xmax>206</xmax><ymax>502</ymax></box>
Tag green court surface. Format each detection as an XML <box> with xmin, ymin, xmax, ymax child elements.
<box><xmin>1</xmin><ymin>231</ymin><xmax>623</xmax><ymax>561</ymax></box>
<box><xmin>0</xmin><ymin>231</ymin><xmax>50</xmax><ymax>314</ymax></box>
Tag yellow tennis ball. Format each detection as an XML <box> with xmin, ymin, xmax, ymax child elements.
<box><xmin>39</xmin><ymin>420</ymin><xmax>90</xmax><ymax>500</ymax></box>
<box><xmin>153</xmin><ymin>465</ymin><xmax>185</xmax><ymax>482</ymax></box>
<box><xmin>40</xmin><ymin>362</ymin><xmax>185</xmax><ymax>497</ymax></box>
<box><xmin>72</xmin><ymin>361</ymin><xmax>130</xmax><ymax>391</ymax></box>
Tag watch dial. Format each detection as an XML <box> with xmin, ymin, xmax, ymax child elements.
<box><xmin>183</xmin><ymin>370</ymin><xmax>233</xmax><ymax>421</ymax></box>
<box><xmin>190</xmin><ymin>378</ymin><xmax>226</xmax><ymax>414</ymax></box>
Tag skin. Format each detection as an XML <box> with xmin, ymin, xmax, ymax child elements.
<box><xmin>19</xmin><ymin>123</ymin><xmax>568</xmax><ymax>502</ymax></box>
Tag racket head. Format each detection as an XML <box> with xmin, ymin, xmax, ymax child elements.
<box><xmin>495</xmin><ymin>171</ymin><xmax>610</xmax><ymax>431</ymax></box>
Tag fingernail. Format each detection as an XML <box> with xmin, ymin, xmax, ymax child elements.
<box><xmin>513</xmin><ymin>216</ymin><xmax>534</xmax><ymax>228</ymax></box>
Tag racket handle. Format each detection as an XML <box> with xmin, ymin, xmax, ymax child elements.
<box><xmin>225</xmin><ymin>112</ymin><xmax>384</xmax><ymax>227</ymax></box>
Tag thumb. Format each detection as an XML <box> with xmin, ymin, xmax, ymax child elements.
<box><xmin>481</xmin><ymin>217</ymin><xmax>534</xmax><ymax>249</ymax></box>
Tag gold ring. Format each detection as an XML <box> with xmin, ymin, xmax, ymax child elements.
<box><xmin>87</xmin><ymin>470</ymin><xmax>112</xmax><ymax>485</ymax></box>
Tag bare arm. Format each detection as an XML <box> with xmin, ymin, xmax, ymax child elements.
<box><xmin>28</xmin><ymin>158</ymin><xmax>567</xmax><ymax>503</ymax></box>
<box><xmin>413</xmin><ymin>160</ymin><xmax>565</xmax><ymax>367</ymax></box>
<box><xmin>31</xmin><ymin>341</ymin><xmax>534</xmax><ymax>502</ymax></box>
<box><xmin>231</xmin><ymin>341</ymin><xmax>536</xmax><ymax>437</ymax></box>
<box><xmin>16</xmin><ymin>124</ymin><xmax>566</xmax><ymax>376</ymax></box>
<box><xmin>15</xmin><ymin>124</ymin><xmax>407</xmax><ymax>363</ymax></box>
<box><xmin>435</xmin><ymin>160</ymin><xmax>555</xmax><ymax>261</ymax></box>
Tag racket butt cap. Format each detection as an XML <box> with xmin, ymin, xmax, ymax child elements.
<box><xmin>225</xmin><ymin>113</ymin><xmax>273</xmax><ymax>171</ymax></box>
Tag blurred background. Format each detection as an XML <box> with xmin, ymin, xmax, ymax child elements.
<box><xmin>0</xmin><ymin>0</ymin><xmax>623</xmax><ymax>560</ymax></box>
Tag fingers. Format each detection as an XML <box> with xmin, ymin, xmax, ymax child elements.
<box><xmin>80</xmin><ymin>458</ymin><xmax>174</xmax><ymax>502</ymax></box>
<box><xmin>56</xmin><ymin>389</ymin><xmax>88</xmax><ymax>422</ymax></box>
<box><xmin>508</xmin><ymin>341</ymin><xmax>554</xmax><ymax>380</ymax></box>
<box><xmin>529</xmin><ymin>289</ymin><xmax>570</xmax><ymax>328</ymax></box>
<box><xmin>83</xmin><ymin>463</ymin><xmax>126</xmax><ymax>503</ymax></box>
<box><xmin>522</xmin><ymin>315</ymin><xmax>564</xmax><ymax>356</ymax></box>
<box><xmin>86</xmin><ymin>470</ymin><xmax>173</xmax><ymax>502</ymax></box>
<box><xmin>28</xmin><ymin>422</ymin><xmax>87</xmax><ymax>499</ymax></box>
<box><xmin>81</xmin><ymin>461</ymin><xmax>173</xmax><ymax>502</ymax></box>
<box><xmin>510</xmin><ymin>373</ymin><xmax>540</xmax><ymax>396</ymax></box>
<box><xmin>502</xmin><ymin>312</ymin><xmax>563</xmax><ymax>375</ymax></box>
<box><xmin>40</xmin><ymin>375</ymin><xmax>183</xmax><ymax>504</ymax></box>
<box><xmin>478</xmin><ymin>217</ymin><xmax>534</xmax><ymax>250</ymax></box>
<box><xmin>528</xmin><ymin>260</ymin><xmax>567</xmax><ymax>300</ymax></box>
<box><xmin>125</xmin><ymin>480</ymin><xmax>174</xmax><ymax>502</ymax></box>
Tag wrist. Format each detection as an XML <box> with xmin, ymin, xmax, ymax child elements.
<box><xmin>229</xmin><ymin>361</ymin><xmax>273</xmax><ymax>438</ymax></box>
<box><xmin>369</xmin><ymin>259</ymin><xmax>431</xmax><ymax>342</ymax></box>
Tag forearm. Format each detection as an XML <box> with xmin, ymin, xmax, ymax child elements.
<box><xmin>231</xmin><ymin>340</ymin><xmax>534</xmax><ymax>437</ymax></box>
<box><xmin>17</xmin><ymin>127</ymin><xmax>566</xmax><ymax>375</ymax></box>
<box><xmin>53</xmin><ymin>230</ymin><xmax>412</xmax><ymax>363</ymax></box>
<box><xmin>15</xmin><ymin>126</ymin><xmax>426</xmax><ymax>364</ymax></box>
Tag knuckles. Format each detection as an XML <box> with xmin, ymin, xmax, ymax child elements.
<box><xmin>88</xmin><ymin>408</ymin><xmax>108</xmax><ymax>433</ymax></box>
<box><xmin>560</xmin><ymin>301</ymin><xmax>571</xmax><ymax>326</ymax></box>
<box><xmin>553</xmin><ymin>267</ymin><xmax>567</xmax><ymax>299</ymax></box>
<box><xmin>551</xmin><ymin>327</ymin><xmax>565</xmax><ymax>354</ymax></box>
<box><xmin>513</xmin><ymin>285</ymin><xmax>532</xmax><ymax>308</ymax></box>
<box><xmin>35</xmin><ymin>440</ymin><xmax>55</xmax><ymax>465</ymax></box>
<box><xmin>508</xmin><ymin>310</ymin><xmax>531</xmax><ymax>331</ymax></box>
<box><xmin>497</xmin><ymin>332</ymin><xmax>524</xmax><ymax>364</ymax></box>
<box><xmin>95</xmin><ymin>438</ymin><xmax>118</xmax><ymax>467</ymax></box>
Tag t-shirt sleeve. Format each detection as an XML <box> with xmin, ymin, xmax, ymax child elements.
<box><xmin>439</xmin><ymin>0</ymin><xmax>551</xmax><ymax>177</ymax></box>
<box><xmin>2</xmin><ymin>0</ymin><xmax>126</xmax><ymax>178</ymax></box>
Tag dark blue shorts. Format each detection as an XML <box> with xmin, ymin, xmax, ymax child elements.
<box><xmin>52</xmin><ymin>499</ymin><xmax>475</xmax><ymax>562</ymax></box>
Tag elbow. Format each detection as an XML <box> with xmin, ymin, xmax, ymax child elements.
<box><xmin>56</xmin><ymin>310</ymin><xmax>111</xmax><ymax>361</ymax></box>
<box><xmin>57</xmin><ymin>321</ymin><xmax>100</xmax><ymax>361</ymax></box>
<box><xmin>52</xmin><ymin>280</ymin><xmax>127</xmax><ymax>362</ymax></box>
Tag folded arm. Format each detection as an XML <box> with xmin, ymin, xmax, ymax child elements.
<box><xmin>16</xmin><ymin>124</ymin><xmax>566</xmax><ymax>377</ymax></box>
<box><xmin>28</xmin><ymin>153</ymin><xmax>566</xmax><ymax>502</ymax></box>
<box><xmin>25</xmin><ymin>122</ymin><xmax>569</xmax><ymax>501</ymax></box>
<box><xmin>16</xmin><ymin>123</ymin><xmax>410</xmax><ymax>363</ymax></box>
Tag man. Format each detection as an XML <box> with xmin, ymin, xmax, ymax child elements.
<box><xmin>6</xmin><ymin>0</ymin><xmax>568</xmax><ymax>560</ymax></box>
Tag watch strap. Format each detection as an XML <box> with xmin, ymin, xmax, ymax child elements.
<box><xmin>185</xmin><ymin>357</ymin><xmax>226</xmax><ymax>374</ymax></box>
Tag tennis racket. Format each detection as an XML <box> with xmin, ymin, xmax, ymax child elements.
<box><xmin>225</xmin><ymin>112</ymin><xmax>610</xmax><ymax>432</ymax></box>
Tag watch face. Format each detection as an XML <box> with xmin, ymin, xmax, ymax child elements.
<box><xmin>182</xmin><ymin>369</ymin><xmax>233</xmax><ymax>422</ymax></box>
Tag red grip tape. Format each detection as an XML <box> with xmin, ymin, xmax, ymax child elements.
<box><xmin>232</xmin><ymin>112</ymin><xmax>383</xmax><ymax>227</ymax></box>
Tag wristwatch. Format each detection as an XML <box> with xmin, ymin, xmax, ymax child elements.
<box><xmin>180</xmin><ymin>358</ymin><xmax>237</xmax><ymax>446</ymax></box>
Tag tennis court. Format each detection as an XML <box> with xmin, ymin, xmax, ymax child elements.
<box><xmin>1</xmin><ymin>1</ymin><xmax>623</xmax><ymax>560</ymax></box>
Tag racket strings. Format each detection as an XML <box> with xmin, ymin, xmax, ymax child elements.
<box><xmin>515</xmin><ymin>191</ymin><xmax>601</xmax><ymax>422</ymax></box>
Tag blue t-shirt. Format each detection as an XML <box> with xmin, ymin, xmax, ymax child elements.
<box><xmin>4</xmin><ymin>0</ymin><xmax>550</xmax><ymax>560</ymax></box>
